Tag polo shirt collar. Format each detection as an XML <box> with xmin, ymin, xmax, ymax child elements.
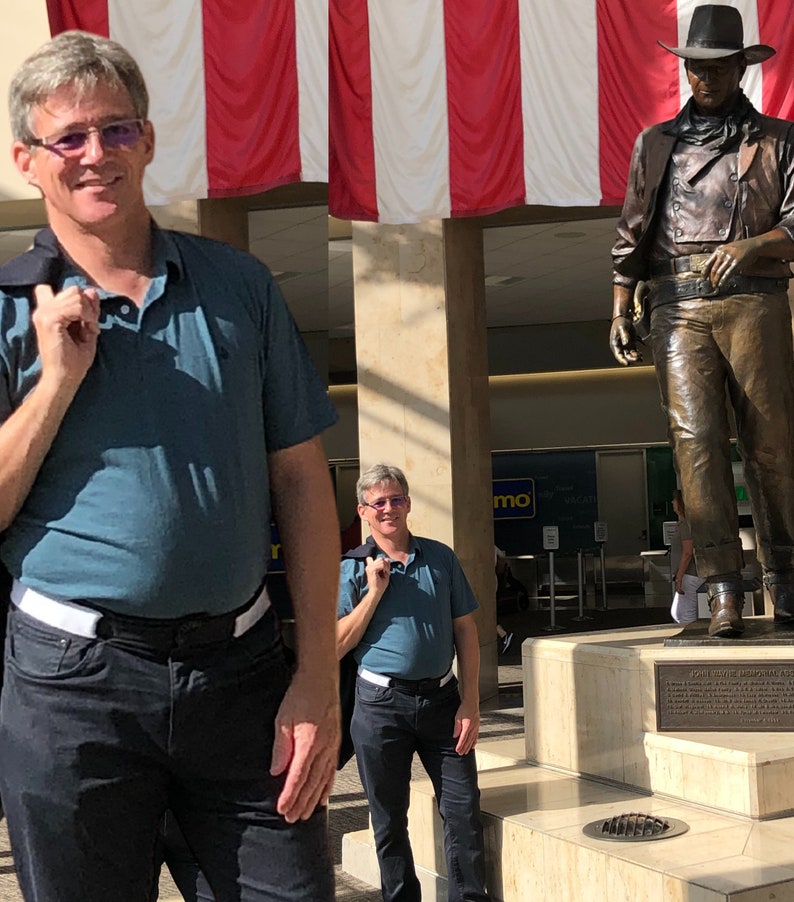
<box><xmin>344</xmin><ymin>534</ymin><xmax>420</xmax><ymax>563</ymax></box>
<box><xmin>0</xmin><ymin>222</ymin><xmax>184</xmax><ymax>293</ymax></box>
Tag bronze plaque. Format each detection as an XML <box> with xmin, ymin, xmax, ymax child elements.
<box><xmin>656</xmin><ymin>660</ymin><xmax>794</xmax><ymax>731</ymax></box>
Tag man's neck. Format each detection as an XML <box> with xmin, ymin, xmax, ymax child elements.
<box><xmin>374</xmin><ymin>532</ymin><xmax>411</xmax><ymax>562</ymax></box>
<box><xmin>50</xmin><ymin>208</ymin><xmax>154</xmax><ymax>305</ymax></box>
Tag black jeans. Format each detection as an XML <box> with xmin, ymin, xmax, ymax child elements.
<box><xmin>351</xmin><ymin>676</ymin><xmax>488</xmax><ymax>902</ymax></box>
<box><xmin>0</xmin><ymin>605</ymin><xmax>333</xmax><ymax>902</ymax></box>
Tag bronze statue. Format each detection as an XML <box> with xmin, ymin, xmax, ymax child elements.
<box><xmin>610</xmin><ymin>4</ymin><xmax>794</xmax><ymax>638</ymax></box>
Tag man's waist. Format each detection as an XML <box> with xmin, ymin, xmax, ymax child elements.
<box><xmin>357</xmin><ymin>666</ymin><xmax>455</xmax><ymax>695</ymax></box>
<box><xmin>10</xmin><ymin>580</ymin><xmax>272</xmax><ymax>650</ymax></box>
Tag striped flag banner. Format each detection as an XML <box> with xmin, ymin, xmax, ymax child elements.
<box><xmin>329</xmin><ymin>0</ymin><xmax>794</xmax><ymax>222</ymax></box>
<box><xmin>46</xmin><ymin>0</ymin><xmax>327</xmax><ymax>205</ymax></box>
<box><xmin>47</xmin><ymin>1</ymin><xmax>794</xmax><ymax>223</ymax></box>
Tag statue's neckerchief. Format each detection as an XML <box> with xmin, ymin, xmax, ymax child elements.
<box><xmin>662</xmin><ymin>91</ymin><xmax>761</xmax><ymax>150</ymax></box>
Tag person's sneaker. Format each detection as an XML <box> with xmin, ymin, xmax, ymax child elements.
<box><xmin>499</xmin><ymin>632</ymin><xmax>514</xmax><ymax>655</ymax></box>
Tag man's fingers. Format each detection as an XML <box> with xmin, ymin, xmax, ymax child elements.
<box><xmin>270</xmin><ymin>724</ymin><xmax>293</xmax><ymax>777</ymax></box>
<box><xmin>33</xmin><ymin>284</ymin><xmax>55</xmax><ymax>305</ymax></box>
<box><xmin>276</xmin><ymin>743</ymin><xmax>336</xmax><ymax>823</ymax></box>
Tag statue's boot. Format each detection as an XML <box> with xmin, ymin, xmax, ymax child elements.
<box><xmin>763</xmin><ymin>570</ymin><xmax>794</xmax><ymax>624</ymax></box>
<box><xmin>707</xmin><ymin>578</ymin><xmax>745</xmax><ymax>638</ymax></box>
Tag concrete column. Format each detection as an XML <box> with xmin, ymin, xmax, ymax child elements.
<box><xmin>196</xmin><ymin>197</ymin><xmax>250</xmax><ymax>251</ymax></box>
<box><xmin>352</xmin><ymin>218</ymin><xmax>497</xmax><ymax>698</ymax></box>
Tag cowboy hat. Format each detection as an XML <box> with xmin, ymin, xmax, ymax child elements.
<box><xmin>658</xmin><ymin>4</ymin><xmax>775</xmax><ymax>64</ymax></box>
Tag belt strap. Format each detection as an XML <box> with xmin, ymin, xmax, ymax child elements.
<box><xmin>649</xmin><ymin>254</ymin><xmax>713</xmax><ymax>277</ymax></box>
<box><xmin>357</xmin><ymin>666</ymin><xmax>455</xmax><ymax>693</ymax></box>
<box><xmin>648</xmin><ymin>274</ymin><xmax>789</xmax><ymax>310</ymax></box>
<box><xmin>10</xmin><ymin>580</ymin><xmax>271</xmax><ymax>643</ymax></box>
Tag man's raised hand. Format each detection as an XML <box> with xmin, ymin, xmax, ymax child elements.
<box><xmin>32</xmin><ymin>284</ymin><xmax>100</xmax><ymax>390</ymax></box>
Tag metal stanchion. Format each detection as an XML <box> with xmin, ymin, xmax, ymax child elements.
<box><xmin>543</xmin><ymin>550</ymin><xmax>565</xmax><ymax>632</ymax></box>
<box><xmin>572</xmin><ymin>548</ymin><xmax>594</xmax><ymax>622</ymax></box>
<box><xmin>599</xmin><ymin>542</ymin><xmax>608</xmax><ymax>611</ymax></box>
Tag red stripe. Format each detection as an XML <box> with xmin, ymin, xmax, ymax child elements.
<box><xmin>47</xmin><ymin>0</ymin><xmax>109</xmax><ymax>37</ymax></box>
<box><xmin>444</xmin><ymin>0</ymin><xmax>524</xmax><ymax>217</ymax></box>
<box><xmin>597</xmin><ymin>0</ymin><xmax>681</xmax><ymax>205</ymax></box>
<box><xmin>328</xmin><ymin>0</ymin><xmax>378</xmax><ymax>221</ymax></box>
<box><xmin>202</xmin><ymin>0</ymin><xmax>301</xmax><ymax>198</ymax></box>
<box><xmin>757</xmin><ymin>0</ymin><xmax>794</xmax><ymax>120</ymax></box>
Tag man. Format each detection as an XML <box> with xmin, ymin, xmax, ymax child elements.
<box><xmin>0</xmin><ymin>31</ymin><xmax>340</xmax><ymax>901</ymax></box>
<box><xmin>337</xmin><ymin>464</ymin><xmax>489</xmax><ymax>902</ymax></box>
<box><xmin>610</xmin><ymin>4</ymin><xmax>794</xmax><ymax>638</ymax></box>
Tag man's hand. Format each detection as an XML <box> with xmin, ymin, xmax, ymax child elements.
<box><xmin>32</xmin><ymin>284</ymin><xmax>101</xmax><ymax>390</ymax></box>
<box><xmin>365</xmin><ymin>555</ymin><xmax>390</xmax><ymax>595</ymax></box>
<box><xmin>609</xmin><ymin>315</ymin><xmax>642</xmax><ymax>366</ymax></box>
<box><xmin>674</xmin><ymin>574</ymin><xmax>684</xmax><ymax>594</ymax></box>
<box><xmin>270</xmin><ymin>671</ymin><xmax>341</xmax><ymax>823</ymax></box>
<box><xmin>453</xmin><ymin>697</ymin><xmax>480</xmax><ymax>756</ymax></box>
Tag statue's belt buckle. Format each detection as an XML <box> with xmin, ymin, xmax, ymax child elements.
<box><xmin>686</xmin><ymin>253</ymin><xmax>712</xmax><ymax>275</ymax></box>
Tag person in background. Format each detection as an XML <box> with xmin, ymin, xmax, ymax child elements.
<box><xmin>495</xmin><ymin>546</ymin><xmax>514</xmax><ymax>654</ymax></box>
<box><xmin>670</xmin><ymin>490</ymin><xmax>701</xmax><ymax>624</ymax></box>
<box><xmin>0</xmin><ymin>31</ymin><xmax>339</xmax><ymax>901</ymax></box>
<box><xmin>337</xmin><ymin>463</ymin><xmax>490</xmax><ymax>902</ymax></box>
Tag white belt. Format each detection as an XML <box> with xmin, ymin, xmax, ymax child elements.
<box><xmin>357</xmin><ymin>666</ymin><xmax>454</xmax><ymax>689</ymax></box>
<box><xmin>10</xmin><ymin>580</ymin><xmax>271</xmax><ymax>640</ymax></box>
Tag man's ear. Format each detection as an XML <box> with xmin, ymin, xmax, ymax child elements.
<box><xmin>12</xmin><ymin>141</ymin><xmax>39</xmax><ymax>189</ymax></box>
<box><xmin>141</xmin><ymin>120</ymin><xmax>155</xmax><ymax>166</ymax></box>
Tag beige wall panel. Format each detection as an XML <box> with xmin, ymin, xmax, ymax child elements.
<box><xmin>0</xmin><ymin>4</ymin><xmax>51</xmax><ymax>203</ymax></box>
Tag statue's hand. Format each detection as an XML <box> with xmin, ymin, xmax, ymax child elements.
<box><xmin>703</xmin><ymin>238</ymin><xmax>761</xmax><ymax>288</ymax></box>
<box><xmin>609</xmin><ymin>315</ymin><xmax>642</xmax><ymax>366</ymax></box>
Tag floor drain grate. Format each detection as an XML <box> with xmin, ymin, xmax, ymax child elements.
<box><xmin>582</xmin><ymin>812</ymin><xmax>689</xmax><ymax>842</ymax></box>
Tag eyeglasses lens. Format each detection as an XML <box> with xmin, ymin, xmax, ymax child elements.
<box><xmin>50</xmin><ymin>120</ymin><xmax>143</xmax><ymax>156</ymax></box>
<box><xmin>370</xmin><ymin>496</ymin><xmax>406</xmax><ymax>510</ymax></box>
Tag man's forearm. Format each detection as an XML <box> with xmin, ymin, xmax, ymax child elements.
<box><xmin>453</xmin><ymin>616</ymin><xmax>481</xmax><ymax>704</ymax></box>
<box><xmin>269</xmin><ymin>437</ymin><xmax>340</xmax><ymax>680</ymax></box>
<box><xmin>337</xmin><ymin>588</ymin><xmax>382</xmax><ymax>658</ymax></box>
<box><xmin>0</xmin><ymin>378</ymin><xmax>77</xmax><ymax>531</ymax></box>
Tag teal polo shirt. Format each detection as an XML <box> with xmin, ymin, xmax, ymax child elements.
<box><xmin>0</xmin><ymin>226</ymin><xmax>337</xmax><ymax>617</ymax></box>
<box><xmin>337</xmin><ymin>535</ymin><xmax>479</xmax><ymax>680</ymax></box>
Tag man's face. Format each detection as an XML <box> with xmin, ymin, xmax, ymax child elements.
<box><xmin>685</xmin><ymin>55</ymin><xmax>746</xmax><ymax>116</ymax></box>
<box><xmin>358</xmin><ymin>481</ymin><xmax>411</xmax><ymax>543</ymax></box>
<box><xmin>12</xmin><ymin>80</ymin><xmax>154</xmax><ymax>232</ymax></box>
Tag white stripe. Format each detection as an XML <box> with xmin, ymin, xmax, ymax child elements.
<box><xmin>295</xmin><ymin>0</ymin><xmax>328</xmax><ymax>183</ymax></box>
<box><xmin>11</xmin><ymin>581</ymin><xmax>101</xmax><ymax>638</ymax></box>
<box><xmin>108</xmin><ymin>0</ymin><xmax>208</xmax><ymax>204</ymax></box>
<box><xmin>367</xmin><ymin>0</ymin><xmax>450</xmax><ymax>223</ymax></box>
<box><xmin>518</xmin><ymin>0</ymin><xmax>600</xmax><ymax>206</ymax></box>
<box><xmin>11</xmin><ymin>580</ymin><xmax>271</xmax><ymax>640</ymax></box>
<box><xmin>674</xmin><ymin>0</ymin><xmax>763</xmax><ymax>110</ymax></box>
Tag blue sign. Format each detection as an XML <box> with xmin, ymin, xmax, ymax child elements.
<box><xmin>493</xmin><ymin>450</ymin><xmax>598</xmax><ymax>554</ymax></box>
<box><xmin>493</xmin><ymin>478</ymin><xmax>536</xmax><ymax>519</ymax></box>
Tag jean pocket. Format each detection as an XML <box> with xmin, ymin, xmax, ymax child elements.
<box><xmin>355</xmin><ymin>679</ymin><xmax>392</xmax><ymax>704</ymax></box>
<box><xmin>7</xmin><ymin>609</ymin><xmax>102</xmax><ymax>680</ymax></box>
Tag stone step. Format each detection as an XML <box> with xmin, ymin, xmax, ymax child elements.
<box><xmin>342</xmin><ymin>751</ymin><xmax>794</xmax><ymax>901</ymax></box>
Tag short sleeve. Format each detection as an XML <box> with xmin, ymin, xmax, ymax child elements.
<box><xmin>338</xmin><ymin>558</ymin><xmax>363</xmax><ymax>617</ymax></box>
<box><xmin>260</xmin><ymin>275</ymin><xmax>338</xmax><ymax>452</ymax></box>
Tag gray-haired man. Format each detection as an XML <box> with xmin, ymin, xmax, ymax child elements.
<box><xmin>337</xmin><ymin>464</ymin><xmax>490</xmax><ymax>901</ymax></box>
<box><xmin>0</xmin><ymin>31</ymin><xmax>339</xmax><ymax>901</ymax></box>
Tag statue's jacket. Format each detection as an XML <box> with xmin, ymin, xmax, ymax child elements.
<box><xmin>612</xmin><ymin>111</ymin><xmax>794</xmax><ymax>286</ymax></box>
